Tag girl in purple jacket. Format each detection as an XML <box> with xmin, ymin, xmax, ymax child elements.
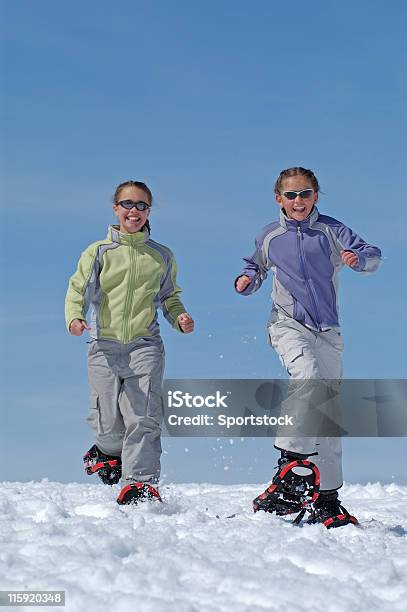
<box><xmin>236</xmin><ymin>167</ymin><xmax>381</xmax><ymax>528</ymax></box>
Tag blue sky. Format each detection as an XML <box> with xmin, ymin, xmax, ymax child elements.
<box><xmin>1</xmin><ymin>1</ymin><xmax>406</xmax><ymax>485</ymax></box>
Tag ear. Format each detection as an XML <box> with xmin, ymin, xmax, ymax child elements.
<box><xmin>275</xmin><ymin>193</ymin><xmax>283</xmax><ymax>208</ymax></box>
<box><xmin>314</xmin><ymin>192</ymin><xmax>319</xmax><ymax>204</ymax></box>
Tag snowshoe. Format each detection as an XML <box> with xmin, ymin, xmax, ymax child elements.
<box><xmin>83</xmin><ymin>444</ymin><xmax>122</xmax><ymax>485</ymax></box>
<box><xmin>307</xmin><ymin>490</ymin><xmax>359</xmax><ymax>529</ymax></box>
<box><xmin>117</xmin><ymin>482</ymin><xmax>162</xmax><ymax>505</ymax></box>
<box><xmin>253</xmin><ymin>451</ymin><xmax>320</xmax><ymax>522</ymax></box>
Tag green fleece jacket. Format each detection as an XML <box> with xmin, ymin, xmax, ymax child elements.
<box><xmin>65</xmin><ymin>225</ymin><xmax>187</xmax><ymax>343</ymax></box>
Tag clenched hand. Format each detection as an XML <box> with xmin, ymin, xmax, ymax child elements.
<box><xmin>341</xmin><ymin>250</ymin><xmax>359</xmax><ymax>268</ymax></box>
<box><xmin>178</xmin><ymin>313</ymin><xmax>195</xmax><ymax>333</ymax></box>
<box><xmin>235</xmin><ymin>275</ymin><xmax>251</xmax><ymax>293</ymax></box>
<box><xmin>69</xmin><ymin>319</ymin><xmax>91</xmax><ymax>336</ymax></box>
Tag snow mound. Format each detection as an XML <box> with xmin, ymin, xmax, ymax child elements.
<box><xmin>1</xmin><ymin>481</ymin><xmax>406</xmax><ymax>612</ymax></box>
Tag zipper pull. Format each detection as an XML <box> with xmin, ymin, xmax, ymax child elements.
<box><xmin>297</xmin><ymin>225</ymin><xmax>301</xmax><ymax>236</ymax></box>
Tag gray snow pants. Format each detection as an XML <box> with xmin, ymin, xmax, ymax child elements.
<box><xmin>86</xmin><ymin>335</ymin><xmax>165</xmax><ymax>486</ymax></box>
<box><xmin>269</xmin><ymin>315</ymin><xmax>344</xmax><ymax>490</ymax></box>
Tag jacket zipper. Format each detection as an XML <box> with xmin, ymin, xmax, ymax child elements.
<box><xmin>122</xmin><ymin>245</ymin><xmax>138</xmax><ymax>343</ymax></box>
<box><xmin>297</xmin><ymin>225</ymin><xmax>322</xmax><ymax>330</ymax></box>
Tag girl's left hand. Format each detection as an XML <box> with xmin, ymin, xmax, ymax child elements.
<box><xmin>178</xmin><ymin>313</ymin><xmax>194</xmax><ymax>333</ymax></box>
<box><xmin>341</xmin><ymin>250</ymin><xmax>359</xmax><ymax>268</ymax></box>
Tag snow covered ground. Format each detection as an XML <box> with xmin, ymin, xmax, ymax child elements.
<box><xmin>0</xmin><ymin>481</ymin><xmax>406</xmax><ymax>612</ymax></box>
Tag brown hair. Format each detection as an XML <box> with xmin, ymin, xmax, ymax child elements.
<box><xmin>274</xmin><ymin>167</ymin><xmax>320</xmax><ymax>194</ymax></box>
<box><xmin>113</xmin><ymin>180</ymin><xmax>153</xmax><ymax>234</ymax></box>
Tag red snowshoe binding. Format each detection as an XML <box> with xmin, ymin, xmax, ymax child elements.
<box><xmin>306</xmin><ymin>490</ymin><xmax>359</xmax><ymax>529</ymax></box>
<box><xmin>253</xmin><ymin>451</ymin><xmax>320</xmax><ymax>523</ymax></box>
<box><xmin>83</xmin><ymin>444</ymin><xmax>122</xmax><ymax>485</ymax></box>
<box><xmin>117</xmin><ymin>482</ymin><xmax>162</xmax><ymax>505</ymax></box>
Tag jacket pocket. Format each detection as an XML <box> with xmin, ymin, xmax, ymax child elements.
<box><xmin>98</xmin><ymin>293</ymin><xmax>109</xmax><ymax>330</ymax></box>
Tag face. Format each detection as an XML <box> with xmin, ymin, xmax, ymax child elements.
<box><xmin>113</xmin><ymin>186</ymin><xmax>151</xmax><ymax>234</ymax></box>
<box><xmin>275</xmin><ymin>175</ymin><xmax>318</xmax><ymax>222</ymax></box>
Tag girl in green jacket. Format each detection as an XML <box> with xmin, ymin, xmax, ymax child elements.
<box><xmin>65</xmin><ymin>180</ymin><xmax>194</xmax><ymax>505</ymax></box>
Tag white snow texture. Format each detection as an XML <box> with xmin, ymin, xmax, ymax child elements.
<box><xmin>1</xmin><ymin>481</ymin><xmax>406</xmax><ymax>612</ymax></box>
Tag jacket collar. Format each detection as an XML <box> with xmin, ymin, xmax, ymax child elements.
<box><xmin>279</xmin><ymin>205</ymin><xmax>320</xmax><ymax>229</ymax></box>
<box><xmin>108</xmin><ymin>225</ymin><xmax>149</xmax><ymax>245</ymax></box>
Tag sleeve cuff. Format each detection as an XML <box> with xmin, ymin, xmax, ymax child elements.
<box><xmin>350</xmin><ymin>251</ymin><xmax>366</xmax><ymax>272</ymax></box>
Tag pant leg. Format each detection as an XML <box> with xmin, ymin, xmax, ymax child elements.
<box><xmin>87</xmin><ymin>339</ymin><xmax>125</xmax><ymax>456</ymax></box>
<box><xmin>270</xmin><ymin>319</ymin><xmax>344</xmax><ymax>490</ymax></box>
<box><xmin>117</xmin><ymin>336</ymin><xmax>165</xmax><ymax>485</ymax></box>
<box><xmin>314</xmin><ymin>436</ymin><xmax>343</xmax><ymax>490</ymax></box>
<box><xmin>272</xmin><ymin>319</ymin><xmax>322</xmax><ymax>455</ymax></box>
<box><xmin>313</xmin><ymin>329</ymin><xmax>344</xmax><ymax>490</ymax></box>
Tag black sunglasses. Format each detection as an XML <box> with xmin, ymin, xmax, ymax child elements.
<box><xmin>117</xmin><ymin>200</ymin><xmax>151</xmax><ymax>211</ymax></box>
<box><xmin>281</xmin><ymin>189</ymin><xmax>314</xmax><ymax>200</ymax></box>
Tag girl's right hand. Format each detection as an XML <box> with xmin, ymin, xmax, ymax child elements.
<box><xmin>235</xmin><ymin>275</ymin><xmax>251</xmax><ymax>293</ymax></box>
<box><xmin>69</xmin><ymin>319</ymin><xmax>91</xmax><ymax>336</ymax></box>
